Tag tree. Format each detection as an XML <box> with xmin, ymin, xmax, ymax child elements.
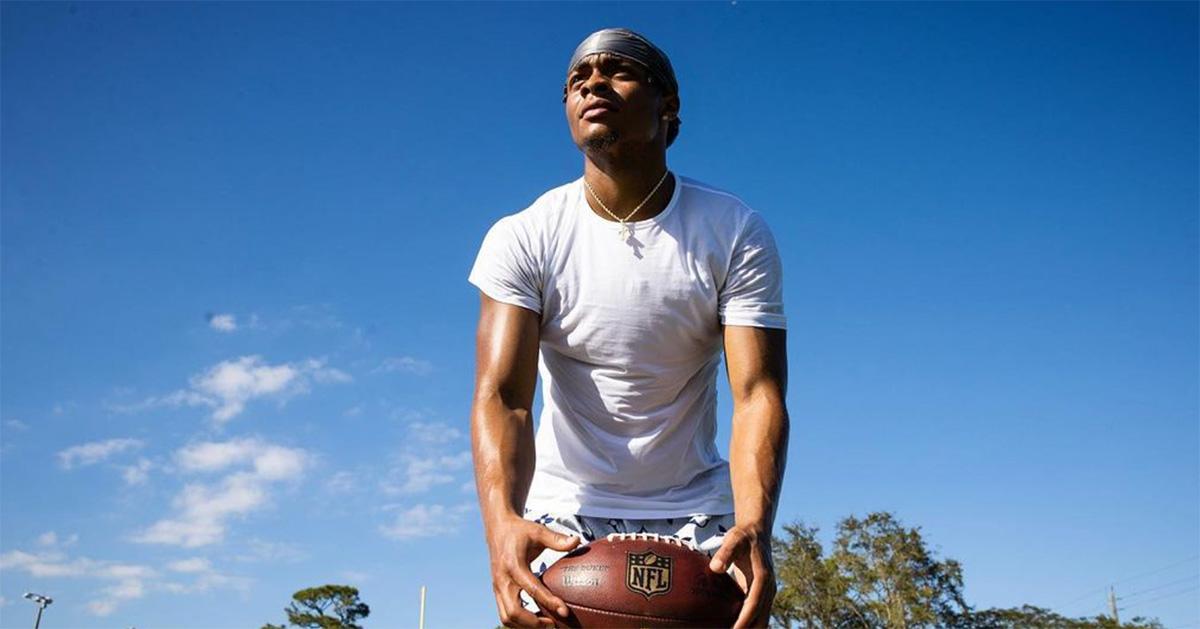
<box><xmin>965</xmin><ymin>604</ymin><xmax>1164</xmax><ymax>629</ymax></box>
<box><xmin>770</xmin><ymin>512</ymin><xmax>1165</xmax><ymax>629</ymax></box>
<box><xmin>832</xmin><ymin>513</ymin><xmax>970</xmax><ymax>628</ymax></box>
<box><xmin>771</xmin><ymin>521</ymin><xmax>855</xmax><ymax>628</ymax></box>
<box><xmin>771</xmin><ymin>512</ymin><xmax>968</xmax><ymax>628</ymax></box>
<box><xmin>261</xmin><ymin>584</ymin><xmax>370</xmax><ymax>629</ymax></box>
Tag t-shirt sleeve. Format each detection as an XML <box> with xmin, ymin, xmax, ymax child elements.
<box><xmin>718</xmin><ymin>210</ymin><xmax>787</xmax><ymax>329</ymax></box>
<box><xmin>467</xmin><ymin>215</ymin><xmax>543</xmax><ymax>314</ymax></box>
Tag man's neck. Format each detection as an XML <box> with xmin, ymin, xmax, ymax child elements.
<box><xmin>582</xmin><ymin>148</ymin><xmax>673</xmax><ymax>223</ymax></box>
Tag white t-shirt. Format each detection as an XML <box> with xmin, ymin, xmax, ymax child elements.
<box><xmin>468</xmin><ymin>173</ymin><xmax>786</xmax><ymax>519</ymax></box>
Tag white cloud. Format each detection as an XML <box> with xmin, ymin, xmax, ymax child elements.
<box><xmin>4</xmin><ymin>419</ymin><xmax>29</xmax><ymax>431</ymax></box>
<box><xmin>133</xmin><ymin>518</ymin><xmax>225</xmax><ymax>549</ymax></box>
<box><xmin>0</xmin><ymin>552</ymin><xmax>154</xmax><ymax>582</ymax></box>
<box><xmin>96</xmin><ymin>563</ymin><xmax>156</xmax><ymax>580</ymax></box>
<box><xmin>374</xmin><ymin>356</ymin><xmax>433</xmax><ymax>376</ymax></box>
<box><xmin>134</xmin><ymin>440</ymin><xmax>310</xmax><ymax>548</ymax></box>
<box><xmin>89</xmin><ymin>574</ymin><xmax>146</xmax><ymax>615</ymax></box>
<box><xmin>253</xmin><ymin>446</ymin><xmax>308</xmax><ymax>480</ymax></box>
<box><xmin>234</xmin><ymin>538</ymin><xmax>308</xmax><ymax>564</ymax></box>
<box><xmin>121</xmin><ymin>458</ymin><xmax>154</xmax><ymax>486</ymax></box>
<box><xmin>2</xmin><ymin>544</ymin><xmax>247</xmax><ymax>617</ymax></box>
<box><xmin>167</xmin><ymin>557</ymin><xmax>211</xmax><ymax>573</ymax></box>
<box><xmin>340</xmin><ymin>570</ymin><xmax>370</xmax><ymax>583</ymax></box>
<box><xmin>388</xmin><ymin>406</ymin><xmax>435</xmax><ymax>423</ymax></box>
<box><xmin>107</xmin><ymin>355</ymin><xmax>351</xmax><ymax>423</ymax></box>
<box><xmin>160</xmin><ymin>569</ymin><xmax>252</xmax><ymax>595</ymax></box>
<box><xmin>379</xmin><ymin>503</ymin><xmax>474</xmax><ymax>541</ymax></box>
<box><xmin>176</xmin><ymin>439</ymin><xmax>263</xmax><ymax>473</ymax></box>
<box><xmin>176</xmin><ymin>438</ymin><xmax>308</xmax><ymax>480</ymax></box>
<box><xmin>57</xmin><ymin>438</ymin><xmax>144</xmax><ymax>470</ymax></box>
<box><xmin>87</xmin><ymin>600</ymin><xmax>118</xmax><ymax>616</ymax></box>
<box><xmin>0</xmin><ymin>549</ymin><xmax>94</xmax><ymax>577</ymax></box>
<box><xmin>0</xmin><ymin>547</ymin><xmax>214</xmax><ymax>616</ymax></box>
<box><xmin>134</xmin><ymin>475</ymin><xmax>264</xmax><ymax>548</ymax></box>
<box><xmin>288</xmin><ymin>304</ymin><xmax>346</xmax><ymax>331</ymax></box>
<box><xmin>377</xmin><ymin>420</ymin><xmax>473</xmax><ymax>499</ymax></box>
<box><xmin>408</xmin><ymin>421</ymin><xmax>464</xmax><ymax>445</ymax></box>
<box><xmin>207</xmin><ymin>313</ymin><xmax>237</xmax><ymax>332</ymax></box>
<box><xmin>382</xmin><ymin>451</ymin><xmax>472</xmax><ymax>495</ymax></box>
<box><xmin>324</xmin><ymin>471</ymin><xmax>360</xmax><ymax>495</ymax></box>
<box><xmin>36</xmin><ymin>531</ymin><xmax>77</xmax><ymax>547</ymax></box>
<box><xmin>303</xmin><ymin>358</ymin><xmax>352</xmax><ymax>385</ymax></box>
<box><xmin>193</xmin><ymin>356</ymin><xmax>305</xmax><ymax>422</ymax></box>
<box><xmin>104</xmin><ymin>389</ymin><xmax>210</xmax><ymax>415</ymax></box>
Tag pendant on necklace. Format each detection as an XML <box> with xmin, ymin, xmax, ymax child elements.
<box><xmin>618</xmin><ymin>223</ymin><xmax>631</xmax><ymax>241</ymax></box>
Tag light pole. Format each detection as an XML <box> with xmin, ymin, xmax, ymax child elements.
<box><xmin>23</xmin><ymin>592</ymin><xmax>53</xmax><ymax>629</ymax></box>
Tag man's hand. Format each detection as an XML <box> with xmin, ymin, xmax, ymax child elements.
<box><xmin>486</xmin><ymin>514</ymin><xmax>582</xmax><ymax>628</ymax></box>
<box><xmin>708</xmin><ymin>524</ymin><xmax>777</xmax><ymax>629</ymax></box>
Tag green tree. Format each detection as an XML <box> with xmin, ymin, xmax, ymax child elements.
<box><xmin>261</xmin><ymin>584</ymin><xmax>370</xmax><ymax>629</ymax></box>
<box><xmin>771</xmin><ymin>512</ymin><xmax>969</xmax><ymax>628</ymax></box>
<box><xmin>832</xmin><ymin>513</ymin><xmax>970</xmax><ymax>628</ymax></box>
<box><xmin>966</xmin><ymin>604</ymin><xmax>1164</xmax><ymax>629</ymax></box>
<box><xmin>771</xmin><ymin>521</ymin><xmax>855</xmax><ymax>628</ymax></box>
<box><xmin>770</xmin><ymin>512</ymin><xmax>1165</xmax><ymax>629</ymax></box>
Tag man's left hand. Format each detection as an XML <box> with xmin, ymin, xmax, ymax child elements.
<box><xmin>708</xmin><ymin>524</ymin><xmax>776</xmax><ymax>629</ymax></box>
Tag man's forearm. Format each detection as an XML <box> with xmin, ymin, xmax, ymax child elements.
<box><xmin>728</xmin><ymin>394</ymin><xmax>789</xmax><ymax>534</ymax></box>
<box><xmin>472</xmin><ymin>392</ymin><xmax>538</xmax><ymax>532</ymax></box>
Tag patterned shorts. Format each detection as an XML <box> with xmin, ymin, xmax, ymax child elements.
<box><xmin>518</xmin><ymin>508</ymin><xmax>737</xmax><ymax>614</ymax></box>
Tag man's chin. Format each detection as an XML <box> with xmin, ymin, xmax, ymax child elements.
<box><xmin>583</xmin><ymin>129</ymin><xmax>621</xmax><ymax>153</ymax></box>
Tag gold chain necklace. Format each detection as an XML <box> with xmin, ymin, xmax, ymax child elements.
<box><xmin>583</xmin><ymin>169</ymin><xmax>671</xmax><ymax>241</ymax></box>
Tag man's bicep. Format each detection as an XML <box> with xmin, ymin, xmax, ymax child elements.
<box><xmin>474</xmin><ymin>292</ymin><xmax>541</xmax><ymax>410</ymax></box>
<box><xmin>722</xmin><ymin>325</ymin><xmax>787</xmax><ymax>405</ymax></box>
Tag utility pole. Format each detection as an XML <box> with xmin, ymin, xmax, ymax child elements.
<box><xmin>1108</xmin><ymin>585</ymin><xmax>1120</xmax><ymax>624</ymax></box>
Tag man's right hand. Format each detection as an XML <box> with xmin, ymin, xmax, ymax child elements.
<box><xmin>486</xmin><ymin>514</ymin><xmax>582</xmax><ymax>628</ymax></box>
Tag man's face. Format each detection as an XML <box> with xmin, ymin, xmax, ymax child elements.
<box><xmin>563</xmin><ymin>52</ymin><xmax>679</xmax><ymax>152</ymax></box>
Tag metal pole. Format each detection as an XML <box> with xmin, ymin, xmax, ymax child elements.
<box><xmin>33</xmin><ymin>605</ymin><xmax>44</xmax><ymax>629</ymax></box>
<box><xmin>418</xmin><ymin>585</ymin><xmax>426</xmax><ymax>629</ymax></box>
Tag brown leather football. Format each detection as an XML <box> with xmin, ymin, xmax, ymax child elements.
<box><xmin>540</xmin><ymin>532</ymin><xmax>744</xmax><ymax>628</ymax></box>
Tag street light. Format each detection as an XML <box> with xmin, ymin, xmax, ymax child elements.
<box><xmin>22</xmin><ymin>592</ymin><xmax>53</xmax><ymax>629</ymax></box>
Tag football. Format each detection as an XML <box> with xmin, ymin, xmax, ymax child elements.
<box><xmin>540</xmin><ymin>532</ymin><xmax>744</xmax><ymax>628</ymax></box>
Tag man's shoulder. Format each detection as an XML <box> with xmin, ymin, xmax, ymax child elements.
<box><xmin>677</xmin><ymin>175</ymin><xmax>744</xmax><ymax>204</ymax></box>
<box><xmin>503</xmin><ymin>177</ymin><xmax>579</xmax><ymax>227</ymax></box>
<box><xmin>676</xmin><ymin>175</ymin><xmax>759</xmax><ymax>225</ymax></box>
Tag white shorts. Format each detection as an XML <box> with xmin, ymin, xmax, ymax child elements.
<box><xmin>518</xmin><ymin>508</ymin><xmax>737</xmax><ymax>614</ymax></box>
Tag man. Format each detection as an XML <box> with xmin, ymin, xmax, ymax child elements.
<box><xmin>468</xmin><ymin>27</ymin><xmax>788</xmax><ymax>629</ymax></box>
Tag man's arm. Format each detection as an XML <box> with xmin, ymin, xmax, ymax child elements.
<box><xmin>709</xmin><ymin>324</ymin><xmax>789</xmax><ymax>629</ymax></box>
<box><xmin>471</xmin><ymin>293</ymin><xmax>579</xmax><ymax>628</ymax></box>
<box><xmin>472</xmin><ymin>293</ymin><xmax>540</xmax><ymax>525</ymax></box>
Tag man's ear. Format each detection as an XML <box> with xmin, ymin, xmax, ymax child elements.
<box><xmin>660</xmin><ymin>92</ymin><xmax>680</xmax><ymax>121</ymax></box>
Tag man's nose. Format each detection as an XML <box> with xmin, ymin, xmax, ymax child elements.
<box><xmin>581</xmin><ymin>72</ymin><xmax>613</xmax><ymax>98</ymax></box>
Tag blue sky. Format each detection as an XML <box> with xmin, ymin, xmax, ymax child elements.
<box><xmin>1</xmin><ymin>2</ymin><xmax>1196</xmax><ymax>627</ymax></box>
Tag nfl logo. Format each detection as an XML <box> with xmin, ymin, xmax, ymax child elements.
<box><xmin>626</xmin><ymin>551</ymin><xmax>672</xmax><ymax>599</ymax></box>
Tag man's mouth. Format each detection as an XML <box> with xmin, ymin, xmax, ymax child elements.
<box><xmin>581</xmin><ymin>100</ymin><xmax>618</xmax><ymax>119</ymax></box>
<box><xmin>582</xmin><ymin>107</ymin><xmax>615</xmax><ymax>121</ymax></box>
